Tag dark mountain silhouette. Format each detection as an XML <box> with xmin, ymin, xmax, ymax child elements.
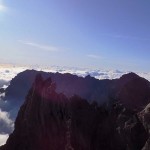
<box><xmin>1</xmin><ymin>74</ymin><xmax>150</xmax><ymax>150</ymax></box>
<box><xmin>4</xmin><ymin>70</ymin><xmax>112</xmax><ymax>104</ymax></box>
<box><xmin>116</xmin><ymin>73</ymin><xmax>150</xmax><ymax>110</ymax></box>
<box><xmin>4</xmin><ymin>70</ymin><xmax>150</xmax><ymax>114</ymax></box>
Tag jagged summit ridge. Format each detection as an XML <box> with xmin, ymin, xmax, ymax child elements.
<box><xmin>4</xmin><ymin>70</ymin><xmax>150</xmax><ymax>114</ymax></box>
<box><xmin>1</xmin><ymin>74</ymin><xmax>150</xmax><ymax>150</ymax></box>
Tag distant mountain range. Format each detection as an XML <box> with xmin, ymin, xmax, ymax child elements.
<box><xmin>1</xmin><ymin>70</ymin><xmax>150</xmax><ymax>149</ymax></box>
<box><xmin>4</xmin><ymin>70</ymin><xmax>150</xmax><ymax>112</ymax></box>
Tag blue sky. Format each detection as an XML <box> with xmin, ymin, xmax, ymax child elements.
<box><xmin>0</xmin><ymin>0</ymin><xmax>150</xmax><ymax>71</ymax></box>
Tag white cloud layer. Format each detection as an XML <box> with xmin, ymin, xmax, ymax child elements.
<box><xmin>0</xmin><ymin>65</ymin><xmax>150</xmax><ymax>82</ymax></box>
<box><xmin>0</xmin><ymin>107</ymin><xmax>14</xmax><ymax>146</ymax></box>
<box><xmin>0</xmin><ymin>65</ymin><xmax>28</xmax><ymax>81</ymax></box>
<box><xmin>0</xmin><ymin>134</ymin><xmax>8</xmax><ymax>146</ymax></box>
<box><xmin>0</xmin><ymin>109</ymin><xmax>14</xmax><ymax>134</ymax></box>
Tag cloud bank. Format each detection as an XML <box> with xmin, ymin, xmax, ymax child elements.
<box><xmin>0</xmin><ymin>106</ymin><xmax>14</xmax><ymax>146</ymax></box>
<box><xmin>0</xmin><ymin>65</ymin><xmax>150</xmax><ymax>82</ymax></box>
<box><xmin>0</xmin><ymin>134</ymin><xmax>8</xmax><ymax>146</ymax></box>
<box><xmin>0</xmin><ymin>109</ymin><xmax>14</xmax><ymax>134</ymax></box>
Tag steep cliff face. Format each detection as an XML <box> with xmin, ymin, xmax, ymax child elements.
<box><xmin>2</xmin><ymin>75</ymin><xmax>69</xmax><ymax>150</ymax></box>
<box><xmin>1</xmin><ymin>75</ymin><xmax>150</xmax><ymax>150</ymax></box>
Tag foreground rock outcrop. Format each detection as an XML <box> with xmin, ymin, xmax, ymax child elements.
<box><xmin>1</xmin><ymin>74</ymin><xmax>150</xmax><ymax>150</ymax></box>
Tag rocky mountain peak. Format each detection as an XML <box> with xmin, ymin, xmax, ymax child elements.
<box><xmin>1</xmin><ymin>74</ymin><xmax>150</xmax><ymax>150</ymax></box>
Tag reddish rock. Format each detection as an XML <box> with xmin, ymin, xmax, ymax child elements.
<box><xmin>1</xmin><ymin>75</ymin><xmax>150</xmax><ymax>150</ymax></box>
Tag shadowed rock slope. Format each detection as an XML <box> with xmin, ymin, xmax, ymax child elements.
<box><xmin>1</xmin><ymin>75</ymin><xmax>150</xmax><ymax>150</ymax></box>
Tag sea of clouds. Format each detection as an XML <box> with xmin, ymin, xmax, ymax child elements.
<box><xmin>0</xmin><ymin>65</ymin><xmax>150</xmax><ymax>146</ymax></box>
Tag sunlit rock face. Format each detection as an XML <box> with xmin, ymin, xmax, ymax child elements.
<box><xmin>1</xmin><ymin>74</ymin><xmax>150</xmax><ymax>150</ymax></box>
